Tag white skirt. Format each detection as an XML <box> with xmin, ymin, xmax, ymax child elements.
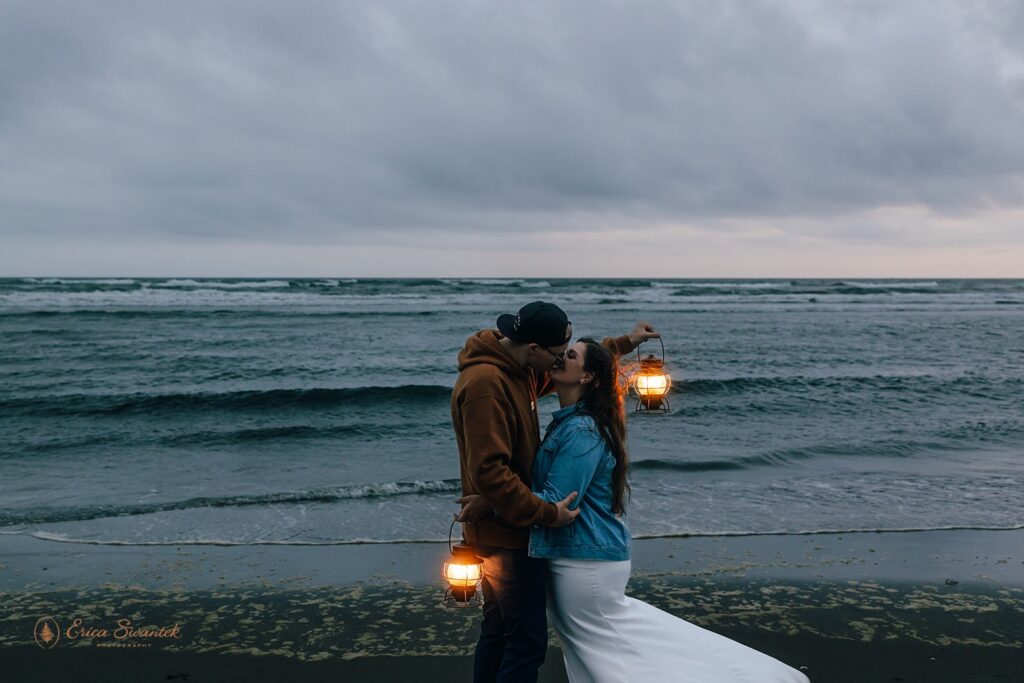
<box><xmin>546</xmin><ymin>558</ymin><xmax>811</xmax><ymax>683</ymax></box>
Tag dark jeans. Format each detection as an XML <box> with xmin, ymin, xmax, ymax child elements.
<box><xmin>472</xmin><ymin>543</ymin><xmax>548</xmax><ymax>683</ymax></box>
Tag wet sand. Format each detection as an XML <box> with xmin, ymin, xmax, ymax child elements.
<box><xmin>1</xmin><ymin>529</ymin><xmax>1022</xmax><ymax>681</ymax></box>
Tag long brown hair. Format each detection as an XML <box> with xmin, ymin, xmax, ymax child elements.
<box><xmin>577</xmin><ymin>338</ymin><xmax>630</xmax><ymax>515</ymax></box>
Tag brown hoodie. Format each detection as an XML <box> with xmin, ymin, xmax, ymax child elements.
<box><xmin>451</xmin><ymin>329</ymin><xmax>633</xmax><ymax>549</ymax></box>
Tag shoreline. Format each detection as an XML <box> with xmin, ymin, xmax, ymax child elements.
<box><xmin>2</xmin><ymin>529</ymin><xmax>1022</xmax><ymax>681</ymax></box>
<box><xmin>2</xmin><ymin>527</ymin><xmax>1022</xmax><ymax>591</ymax></box>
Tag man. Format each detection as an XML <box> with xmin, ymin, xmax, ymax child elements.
<box><xmin>451</xmin><ymin>300</ymin><xmax>659</xmax><ymax>683</ymax></box>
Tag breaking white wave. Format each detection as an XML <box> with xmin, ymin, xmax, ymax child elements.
<box><xmin>152</xmin><ymin>279</ymin><xmax>291</xmax><ymax>289</ymax></box>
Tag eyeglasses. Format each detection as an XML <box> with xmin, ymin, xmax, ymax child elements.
<box><xmin>540</xmin><ymin>344</ymin><xmax>569</xmax><ymax>369</ymax></box>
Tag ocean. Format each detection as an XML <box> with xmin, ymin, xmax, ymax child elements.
<box><xmin>1</xmin><ymin>277</ymin><xmax>1022</xmax><ymax>549</ymax></box>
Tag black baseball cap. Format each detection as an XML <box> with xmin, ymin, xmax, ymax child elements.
<box><xmin>496</xmin><ymin>301</ymin><xmax>571</xmax><ymax>347</ymax></box>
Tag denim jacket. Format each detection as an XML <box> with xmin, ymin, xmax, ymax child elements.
<box><xmin>528</xmin><ymin>403</ymin><xmax>631</xmax><ymax>561</ymax></box>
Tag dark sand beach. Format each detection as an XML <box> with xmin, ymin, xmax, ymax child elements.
<box><xmin>2</xmin><ymin>528</ymin><xmax>1022</xmax><ymax>682</ymax></box>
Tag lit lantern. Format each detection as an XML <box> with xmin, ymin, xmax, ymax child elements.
<box><xmin>442</xmin><ymin>518</ymin><xmax>483</xmax><ymax>608</ymax></box>
<box><xmin>630</xmin><ymin>337</ymin><xmax>672</xmax><ymax>413</ymax></box>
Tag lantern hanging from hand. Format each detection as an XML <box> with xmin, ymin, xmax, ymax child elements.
<box><xmin>630</xmin><ymin>337</ymin><xmax>672</xmax><ymax>413</ymax></box>
<box><xmin>442</xmin><ymin>517</ymin><xmax>483</xmax><ymax>608</ymax></box>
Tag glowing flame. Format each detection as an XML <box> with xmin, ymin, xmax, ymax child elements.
<box><xmin>633</xmin><ymin>371</ymin><xmax>671</xmax><ymax>397</ymax></box>
<box><xmin>444</xmin><ymin>561</ymin><xmax>482</xmax><ymax>588</ymax></box>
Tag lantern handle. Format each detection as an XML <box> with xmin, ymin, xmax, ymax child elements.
<box><xmin>636</xmin><ymin>335</ymin><xmax>666</xmax><ymax>365</ymax></box>
<box><xmin>450</xmin><ymin>506</ymin><xmax>479</xmax><ymax>553</ymax></box>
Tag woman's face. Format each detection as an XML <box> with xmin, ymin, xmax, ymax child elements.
<box><xmin>550</xmin><ymin>341</ymin><xmax>592</xmax><ymax>386</ymax></box>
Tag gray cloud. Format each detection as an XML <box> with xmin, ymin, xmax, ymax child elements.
<box><xmin>1</xmin><ymin>0</ymin><xmax>1023</xmax><ymax>247</ymax></box>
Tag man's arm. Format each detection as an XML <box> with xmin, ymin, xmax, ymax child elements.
<box><xmin>600</xmin><ymin>320</ymin><xmax>662</xmax><ymax>358</ymax></box>
<box><xmin>460</xmin><ymin>393</ymin><xmax>560</xmax><ymax>527</ymax></box>
<box><xmin>456</xmin><ymin>492</ymin><xmax>579</xmax><ymax>526</ymax></box>
<box><xmin>622</xmin><ymin>321</ymin><xmax>661</xmax><ymax>352</ymax></box>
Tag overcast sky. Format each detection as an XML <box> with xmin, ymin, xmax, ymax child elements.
<box><xmin>2</xmin><ymin>0</ymin><xmax>1023</xmax><ymax>277</ymax></box>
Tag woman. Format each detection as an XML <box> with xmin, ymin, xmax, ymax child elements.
<box><xmin>530</xmin><ymin>337</ymin><xmax>810</xmax><ymax>683</ymax></box>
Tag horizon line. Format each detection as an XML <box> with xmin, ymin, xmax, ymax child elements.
<box><xmin>5</xmin><ymin>275</ymin><xmax>1024</xmax><ymax>280</ymax></box>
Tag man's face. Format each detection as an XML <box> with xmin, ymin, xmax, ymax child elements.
<box><xmin>528</xmin><ymin>323</ymin><xmax>572</xmax><ymax>374</ymax></box>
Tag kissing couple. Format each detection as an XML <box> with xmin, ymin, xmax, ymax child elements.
<box><xmin>451</xmin><ymin>301</ymin><xmax>810</xmax><ymax>683</ymax></box>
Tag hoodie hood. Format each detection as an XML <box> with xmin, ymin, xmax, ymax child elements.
<box><xmin>458</xmin><ymin>329</ymin><xmax>527</xmax><ymax>377</ymax></box>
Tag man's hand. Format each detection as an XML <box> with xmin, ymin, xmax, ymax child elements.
<box><xmin>455</xmin><ymin>494</ymin><xmax>494</xmax><ymax>523</ymax></box>
<box><xmin>551</xmin><ymin>492</ymin><xmax>580</xmax><ymax>527</ymax></box>
<box><xmin>628</xmin><ymin>321</ymin><xmax>660</xmax><ymax>350</ymax></box>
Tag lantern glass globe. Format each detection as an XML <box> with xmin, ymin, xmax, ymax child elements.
<box><xmin>443</xmin><ymin>560</ymin><xmax>482</xmax><ymax>588</ymax></box>
<box><xmin>633</xmin><ymin>371</ymin><xmax>671</xmax><ymax>397</ymax></box>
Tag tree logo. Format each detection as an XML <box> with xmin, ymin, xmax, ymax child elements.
<box><xmin>34</xmin><ymin>616</ymin><xmax>61</xmax><ymax>649</ymax></box>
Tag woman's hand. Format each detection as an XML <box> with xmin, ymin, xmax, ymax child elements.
<box><xmin>455</xmin><ymin>494</ymin><xmax>495</xmax><ymax>523</ymax></box>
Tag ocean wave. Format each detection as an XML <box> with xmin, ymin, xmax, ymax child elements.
<box><xmin>678</xmin><ymin>281</ymin><xmax>789</xmax><ymax>289</ymax></box>
<box><xmin>631</xmin><ymin>439</ymin><xmax>953</xmax><ymax>473</ymax></box>
<box><xmin>23</xmin><ymin>532</ymin><xmax>450</xmax><ymax>546</ymax></box>
<box><xmin>6</xmin><ymin>375</ymin><xmax>1015</xmax><ymax>418</ymax></box>
<box><xmin>4</xmin><ymin>374</ymin><xmax>1016</xmax><ymax>419</ymax></box>
<box><xmin>17</xmin><ymin>420</ymin><xmax>442</xmax><ymax>452</ymax></box>
<box><xmin>840</xmin><ymin>281</ymin><xmax>939</xmax><ymax>289</ymax></box>
<box><xmin>937</xmin><ymin>419</ymin><xmax>1024</xmax><ymax>444</ymax></box>
<box><xmin>630</xmin><ymin>523</ymin><xmax>1024</xmax><ymax>540</ymax></box>
<box><xmin>653</xmin><ymin>374</ymin><xmax>866</xmax><ymax>397</ymax></box>
<box><xmin>668</xmin><ymin>281</ymin><xmax>948</xmax><ymax>297</ymax></box>
<box><xmin>0</xmin><ymin>479</ymin><xmax>463</xmax><ymax>527</ymax></box>
<box><xmin>674</xmin><ymin>373</ymin><xmax>1022</xmax><ymax>397</ymax></box>
<box><xmin>633</xmin><ymin>457</ymin><xmax>766</xmax><ymax>472</ymax></box>
<box><xmin>0</xmin><ymin>308</ymin><xmax>442</xmax><ymax>319</ymax></box>
<box><xmin>668</xmin><ymin>286</ymin><xmax>796</xmax><ymax>297</ymax></box>
<box><xmin>24</xmin><ymin>278</ymin><xmax>138</xmax><ymax>286</ymax></box>
<box><xmin>439</xmin><ymin>278</ymin><xmax>555</xmax><ymax>288</ymax></box>
<box><xmin>151</xmin><ymin>279</ymin><xmax>292</xmax><ymax>289</ymax></box>
<box><xmin>19</xmin><ymin>523</ymin><xmax>1024</xmax><ymax>547</ymax></box>
<box><xmin>470</xmin><ymin>278</ymin><xmax>526</xmax><ymax>286</ymax></box>
<box><xmin>441</xmin><ymin>278</ymin><xmax>520</xmax><ymax>286</ymax></box>
<box><xmin>1</xmin><ymin>384</ymin><xmax>452</xmax><ymax>417</ymax></box>
<box><xmin>4</xmin><ymin>278</ymin><xmax>1013</xmax><ymax>311</ymax></box>
<box><xmin>0</xmin><ymin>309</ymin><xmax>228</xmax><ymax>319</ymax></box>
<box><xmin>631</xmin><ymin>448</ymin><xmax>821</xmax><ymax>472</ymax></box>
<box><xmin>156</xmin><ymin>424</ymin><xmax>368</xmax><ymax>446</ymax></box>
<box><xmin>284</xmin><ymin>279</ymin><xmax>362</xmax><ymax>288</ymax></box>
